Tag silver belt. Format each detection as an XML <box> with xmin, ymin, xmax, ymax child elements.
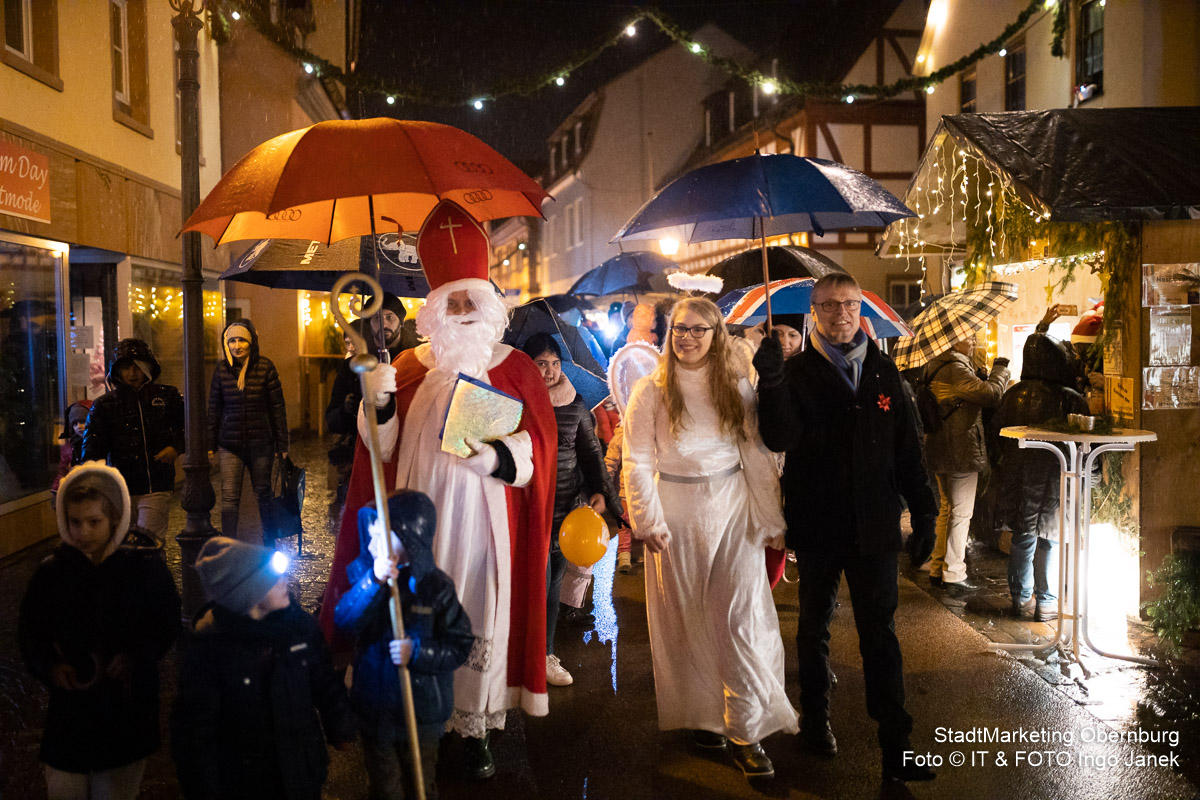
<box><xmin>658</xmin><ymin>463</ymin><xmax>742</xmax><ymax>484</ymax></box>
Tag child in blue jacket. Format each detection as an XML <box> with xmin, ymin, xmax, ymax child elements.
<box><xmin>335</xmin><ymin>490</ymin><xmax>473</xmax><ymax>800</ymax></box>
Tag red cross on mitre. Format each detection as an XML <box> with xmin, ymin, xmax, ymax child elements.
<box><xmin>417</xmin><ymin>199</ymin><xmax>490</xmax><ymax>291</ymax></box>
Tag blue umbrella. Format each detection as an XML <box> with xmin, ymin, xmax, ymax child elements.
<box><xmin>502</xmin><ymin>299</ymin><xmax>610</xmax><ymax>409</ymax></box>
<box><xmin>566</xmin><ymin>251</ymin><xmax>677</xmax><ymax>297</ymax></box>
<box><xmin>221</xmin><ymin>235</ymin><xmax>430</xmax><ymax>297</ymax></box>
<box><xmin>612</xmin><ymin>153</ymin><xmax>915</xmax><ymax>243</ymax></box>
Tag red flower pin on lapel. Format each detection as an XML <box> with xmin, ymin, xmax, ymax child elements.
<box><xmin>877</xmin><ymin>393</ymin><xmax>892</xmax><ymax>411</ymax></box>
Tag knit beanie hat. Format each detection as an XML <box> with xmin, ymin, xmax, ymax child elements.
<box><xmin>1071</xmin><ymin>304</ymin><xmax>1103</xmax><ymax>344</ymax></box>
<box><xmin>56</xmin><ymin>461</ymin><xmax>131</xmax><ymax>560</ymax></box>
<box><xmin>368</xmin><ymin>293</ymin><xmax>407</xmax><ymax>322</ymax></box>
<box><xmin>195</xmin><ymin>536</ymin><xmax>286</xmax><ymax>614</ymax></box>
<box><xmin>223</xmin><ymin>322</ymin><xmax>253</xmax><ymax>390</ymax></box>
<box><xmin>771</xmin><ymin>313</ymin><xmax>807</xmax><ymax>332</ymax></box>
<box><xmin>61</xmin><ymin>400</ymin><xmax>93</xmax><ymax>438</ymax></box>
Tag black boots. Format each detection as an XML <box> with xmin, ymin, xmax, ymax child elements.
<box><xmin>463</xmin><ymin>732</ymin><xmax>495</xmax><ymax>780</ymax></box>
<box><xmin>730</xmin><ymin>742</ymin><xmax>774</xmax><ymax>779</ymax></box>
<box><xmin>800</xmin><ymin>719</ymin><xmax>838</xmax><ymax>756</ymax></box>
<box><xmin>691</xmin><ymin>729</ymin><xmax>728</xmax><ymax>750</ymax></box>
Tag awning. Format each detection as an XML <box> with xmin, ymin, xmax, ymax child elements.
<box><xmin>880</xmin><ymin>107</ymin><xmax>1200</xmax><ymax>257</ymax></box>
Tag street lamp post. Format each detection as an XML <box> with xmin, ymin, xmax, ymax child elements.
<box><xmin>172</xmin><ymin>0</ymin><xmax>216</xmax><ymax>620</ymax></box>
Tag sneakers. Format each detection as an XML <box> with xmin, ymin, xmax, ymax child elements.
<box><xmin>800</xmin><ymin>720</ymin><xmax>838</xmax><ymax>756</ymax></box>
<box><xmin>1035</xmin><ymin>604</ymin><xmax>1059</xmax><ymax>622</ymax></box>
<box><xmin>463</xmin><ymin>733</ymin><xmax>495</xmax><ymax>780</ymax></box>
<box><xmin>618</xmin><ymin>552</ymin><xmax>633</xmax><ymax>573</ymax></box>
<box><xmin>692</xmin><ymin>729</ymin><xmax>728</xmax><ymax>750</ymax></box>
<box><xmin>546</xmin><ymin>654</ymin><xmax>573</xmax><ymax>686</ymax></box>
<box><xmin>730</xmin><ymin>742</ymin><xmax>774</xmax><ymax>779</ymax></box>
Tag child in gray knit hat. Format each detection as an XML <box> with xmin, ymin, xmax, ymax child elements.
<box><xmin>173</xmin><ymin>537</ymin><xmax>356</xmax><ymax>799</ymax></box>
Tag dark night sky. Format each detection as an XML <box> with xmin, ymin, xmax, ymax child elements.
<box><xmin>356</xmin><ymin>0</ymin><xmax>882</xmax><ymax>168</ymax></box>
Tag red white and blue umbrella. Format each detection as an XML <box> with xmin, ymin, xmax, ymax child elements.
<box><xmin>718</xmin><ymin>277</ymin><xmax>913</xmax><ymax>339</ymax></box>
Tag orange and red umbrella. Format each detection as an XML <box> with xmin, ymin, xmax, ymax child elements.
<box><xmin>183</xmin><ymin>117</ymin><xmax>549</xmax><ymax>245</ymax></box>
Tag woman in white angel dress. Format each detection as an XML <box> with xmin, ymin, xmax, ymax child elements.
<box><xmin>622</xmin><ymin>297</ymin><xmax>799</xmax><ymax>781</ymax></box>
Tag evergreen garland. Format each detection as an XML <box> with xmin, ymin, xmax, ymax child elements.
<box><xmin>208</xmin><ymin>0</ymin><xmax>1046</xmax><ymax>108</ymax></box>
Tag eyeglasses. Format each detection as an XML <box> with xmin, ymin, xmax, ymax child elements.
<box><xmin>669</xmin><ymin>324</ymin><xmax>714</xmax><ymax>338</ymax></box>
<box><xmin>814</xmin><ymin>299</ymin><xmax>861</xmax><ymax>313</ymax></box>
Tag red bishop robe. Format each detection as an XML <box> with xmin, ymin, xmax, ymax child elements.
<box><xmin>318</xmin><ymin>344</ymin><xmax>556</xmax><ymax>710</ymax></box>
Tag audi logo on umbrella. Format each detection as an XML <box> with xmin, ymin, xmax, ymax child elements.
<box><xmin>461</xmin><ymin>190</ymin><xmax>494</xmax><ymax>204</ymax></box>
<box><xmin>454</xmin><ymin>160</ymin><xmax>494</xmax><ymax>174</ymax></box>
<box><xmin>266</xmin><ymin>207</ymin><xmax>303</xmax><ymax>222</ymax></box>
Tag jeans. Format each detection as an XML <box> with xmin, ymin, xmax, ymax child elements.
<box><xmin>217</xmin><ymin>448</ymin><xmax>274</xmax><ymax>544</ymax></box>
<box><xmin>931</xmin><ymin>471</ymin><xmax>979</xmax><ymax>584</ymax></box>
<box><xmin>45</xmin><ymin>759</ymin><xmax>146</xmax><ymax>800</ymax></box>
<box><xmin>130</xmin><ymin>491</ymin><xmax>172</xmax><ymax>542</ymax></box>
<box><xmin>546</xmin><ymin>524</ymin><xmax>567</xmax><ymax>654</ymax></box>
<box><xmin>795</xmin><ymin>550</ymin><xmax>912</xmax><ymax>752</ymax></box>
<box><xmin>1008</xmin><ymin>532</ymin><xmax>1059</xmax><ymax>606</ymax></box>
<box><xmin>361</xmin><ymin>726</ymin><xmax>442</xmax><ymax>800</ymax></box>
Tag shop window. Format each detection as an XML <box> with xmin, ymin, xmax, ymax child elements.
<box><xmin>960</xmin><ymin>69</ymin><xmax>977</xmax><ymax>113</ymax></box>
<box><xmin>128</xmin><ymin>263</ymin><xmax>222</xmax><ymax>395</ymax></box>
<box><xmin>0</xmin><ymin>238</ymin><xmax>63</xmax><ymax>505</ymax></box>
<box><xmin>1</xmin><ymin>0</ymin><xmax>61</xmax><ymax>91</ymax></box>
<box><xmin>111</xmin><ymin>0</ymin><xmax>152</xmax><ymax>138</ymax></box>
<box><xmin>887</xmin><ymin>277</ymin><xmax>922</xmax><ymax>309</ymax></box>
<box><xmin>1076</xmin><ymin>0</ymin><xmax>1104</xmax><ymax>97</ymax></box>
<box><xmin>1005</xmin><ymin>42</ymin><xmax>1026</xmax><ymax>111</ymax></box>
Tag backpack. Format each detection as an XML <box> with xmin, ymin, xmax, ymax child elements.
<box><xmin>915</xmin><ymin>361</ymin><xmax>963</xmax><ymax>435</ymax></box>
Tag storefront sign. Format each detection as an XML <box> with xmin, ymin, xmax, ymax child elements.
<box><xmin>0</xmin><ymin>141</ymin><xmax>51</xmax><ymax>224</ymax></box>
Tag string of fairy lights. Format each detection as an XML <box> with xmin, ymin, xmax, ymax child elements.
<box><xmin>211</xmin><ymin>0</ymin><xmax>1048</xmax><ymax>111</ymax></box>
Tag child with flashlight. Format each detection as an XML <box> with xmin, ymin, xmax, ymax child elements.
<box><xmin>172</xmin><ymin>537</ymin><xmax>356</xmax><ymax>800</ymax></box>
<box><xmin>335</xmin><ymin>490</ymin><xmax>473</xmax><ymax>800</ymax></box>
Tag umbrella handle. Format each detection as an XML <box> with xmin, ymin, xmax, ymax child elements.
<box><xmin>330</xmin><ymin>272</ymin><xmax>427</xmax><ymax>800</ymax></box>
<box><xmin>759</xmin><ymin>223</ymin><xmax>773</xmax><ymax>333</ymax></box>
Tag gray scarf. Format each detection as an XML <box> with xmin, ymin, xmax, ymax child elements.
<box><xmin>810</xmin><ymin>328</ymin><xmax>869</xmax><ymax>392</ymax></box>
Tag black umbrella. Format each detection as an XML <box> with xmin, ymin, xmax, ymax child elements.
<box><xmin>707</xmin><ymin>245</ymin><xmax>847</xmax><ymax>293</ymax></box>
<box><xmin>220</xmin><ymin>234</ymin><xmax>430</xmax><ymax>297</ymax></box>
<box><xmin>567</xmin><ymin>251</ymin><xmax>677</xmax><ymax>297</ymax></box>
<box><xmin>503</xmin><ymin>299</ymin><xmax>609</xmax><ymax>408</ymax></box>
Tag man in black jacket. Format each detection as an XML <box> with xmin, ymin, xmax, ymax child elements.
<box><xmin>82</xmin><ymin>339</ymin><xmax>185</xmax><ymax>543</ymax></box>
<box><xmin>754</xmin><ymin>274</ymin><xmax>939</xmax><ymax>783</ymax></box>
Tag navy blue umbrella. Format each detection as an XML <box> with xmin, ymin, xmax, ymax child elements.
<box><xmin>221</xmin><ymin>234</ymin><xmax>430</xmax><ymax>297</ymax></box>
<box><xmin>566</xmin><ymin>251</ymin><xmax>677</xmax><ymax>297</ymax></box>
<box><xmin>503</xmin><ymin>299</ymin><xmax>610</xmax><ymax>409</ymax></box>
<box><xmin>612</xmin><ymin>153</ymin><xmax>914</xmax><ymax>243</ymax></box>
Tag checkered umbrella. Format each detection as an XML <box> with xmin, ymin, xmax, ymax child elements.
<box><xmin>890</xmin><ymin>281</ymin><xmax>1019</xmax><ymax>370</ymax></box>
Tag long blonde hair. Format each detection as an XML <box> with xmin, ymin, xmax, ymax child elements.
<box><xmin>657</xmin><ymin>297</ymin><xmax>745</xmax><ymax>440</ymax></box>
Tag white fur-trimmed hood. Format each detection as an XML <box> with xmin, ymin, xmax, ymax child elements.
<box><xmin>56</xmin><ymin>461</ymin><xmax>130</xmax><ymax>561</ymax></box>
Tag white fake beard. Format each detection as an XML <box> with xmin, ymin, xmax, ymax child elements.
<box><xmin>428</xmin><ymin>311</ymin><xmax>502</xmax><ymax>378</ymax></box>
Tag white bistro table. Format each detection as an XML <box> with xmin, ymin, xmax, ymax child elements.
<box><xmin>992</xmin><ymin>425</ymin><xmax>1157</xmax><ymax>666</ymax></box>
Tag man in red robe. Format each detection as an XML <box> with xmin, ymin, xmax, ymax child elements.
<box><xmin>318</xmin><ymin>200</ymin><xmax>555</xmax><ymax>780</ymax></box>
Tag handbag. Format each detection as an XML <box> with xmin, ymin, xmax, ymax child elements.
<box><xmin>269</xmin><ymin>455</ymin><xmax>306</xmax><ymax>545</ymax></box>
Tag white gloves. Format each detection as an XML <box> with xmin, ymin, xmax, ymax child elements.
<box><xmin>462</xmin><ymin>437</ymin><xmax>499</xmax><ymax>476</ymax></box>
<box><xmin>640</xmin><ymin>530</ymin><xmax>671</xmax><ymax>553</ymax></box>
<box><xmin>362</xmin><ymin>363</ymin><xmax>397</xmax><ymax>408</ymax></box>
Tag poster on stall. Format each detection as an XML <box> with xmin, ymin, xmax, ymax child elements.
<box><xmin>1149</xmin><ymin>307</ymin><xmax>1192</xmax><ymax>366</ymax></box>
<box><xmin>1103</xmin><ymin>322</ymin><xmax>1124</xmax><ymax>377</ymax></box>
<box><xmin>1106</xmin><ymin>375</ymin><xmax>1136</xmax><ymax>422</ymax></box>
<box><xmin>1143</xmin><ymin>263</ymin><xmax>1200</xmax><ymax>306</ymax></box>
<box><xmin>1142</xmin><ymin>366</ymin><xmax>1200</xmax><ymax>410</ymax></box>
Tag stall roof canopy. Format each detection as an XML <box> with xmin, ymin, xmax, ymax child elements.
<box><xmin>880</xmin><ymin>107</ymin><xmax>1200</xmax><ymax>258</ymax></box>
<box><xmin>943</xmin><ymin>106</ymin><xmax>1200</xmax><ymax>223</ymax></box>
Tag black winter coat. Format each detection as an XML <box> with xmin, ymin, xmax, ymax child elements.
<box><xmin>551</xmin><ymin>395</ymin><xmax>621</xmax><ymax>524</ymax></box>
<box><xmin>988</xmin><ymin>334</ymin><xmax>1089</xmax><ymax>538</ymax></box>
<box><xmin>757</xmin><ymin>341</ymin><xmax>938</xmax><ymax>554</ymax></box>
<box><xmin>208</xmin><ymin>319</ymin><xmax>288</xmax><ymax>459</ymax></box>
<box><xmin>172</xmin><ymin>601</ymin><xmax>356</xmax><ymax>800</ymax></box>
<box><xmin>18</xmin><ymin>543</ymin><xmax>180</xmax><ymax>772</ymax></box>
<box><xmin>82</xmin><ymin>340</ymin><xmax>185</xmax><ymax>495</ymax></box>
<box><xmin>333</xmin><ymin>490</ymin><xmax>474</xmax><ymax>737</ymax></box>
<box><xmin>324</xmin><ymin>358</ymin><xmax>361</xmax><ymax>466</ymax></box>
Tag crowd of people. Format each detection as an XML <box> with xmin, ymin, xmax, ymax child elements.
<box><xmin>20</xmin><ymin>198</ymin><xmax>1104</xmax><ymax>798</ymax></box>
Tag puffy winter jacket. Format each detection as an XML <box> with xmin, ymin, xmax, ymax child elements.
<box><xmin>334</xmin><ymin>490</ymin><xmax>474</xmax><ymax>738</ymax></box>
<box><xmin>988</xmin><ymin>333</ymin><xmax>1089</xmax><ymax>538</ymax></box>
<box><xmin>207</xmin><ymin>319</ymin><xmax>288</xmax><ymax>459</ymax></box>
<box><xmin>551</xmin><ymin>392</ymin><xmax>621</xmax><ymax>524</ymax></box>
<box><xmin>922</xmin><ymin>349</ymin><xmax>1008</xmax><ymax>474</ymax></box>
<box><xmin>82</xmin><ymin>340</ymin><xmax>185</xmax><ymax>495</ymax></box>
<box><xmin>172</xmin><ymin>600</ymin><xmax>355</xmax><ymax>800</ymax></box>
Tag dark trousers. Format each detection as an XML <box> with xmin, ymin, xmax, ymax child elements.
<box><xmin>217</xmin><ymin>448</ymin><xmax>275</xmax><ymax>544</ymax></box>
<box><xmin>545</xmin><ymin>513</ymin><xmax>568</xmax><ymax>653</ymax></box>
<box><xmin>794</xmin><ymin>549</ymin><xmax>913</xmax><ymax>752</ymax></box>
<box><xmin>361</xmin><ymin>725</ymin><xmax>442</xmax><ymax>800</ymax></box>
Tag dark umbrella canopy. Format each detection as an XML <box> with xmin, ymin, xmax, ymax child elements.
<box><xmin>503</xmin><ymin>298</ymin><xmax>609</xmax><ymax>408</ymax></box>
<box><xmin>708</xmin><ymin>245</ymin><xmax>847</xmax><ymax>293</ymax></box>
<box><xmin>567</xmin><ymin>251</ymin><xmax>678</xmax><ymax>297</ymax></box>
<box><xmin>220</xmin><ymin>235</ymin><xmax>430</xmax><ymax>297</ymax></box>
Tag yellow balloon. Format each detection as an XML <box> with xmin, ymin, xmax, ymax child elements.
<box><xmin>559</xmin><ymin>506</ymin><xmax>610</xmax><ymax>568</ymax></box>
